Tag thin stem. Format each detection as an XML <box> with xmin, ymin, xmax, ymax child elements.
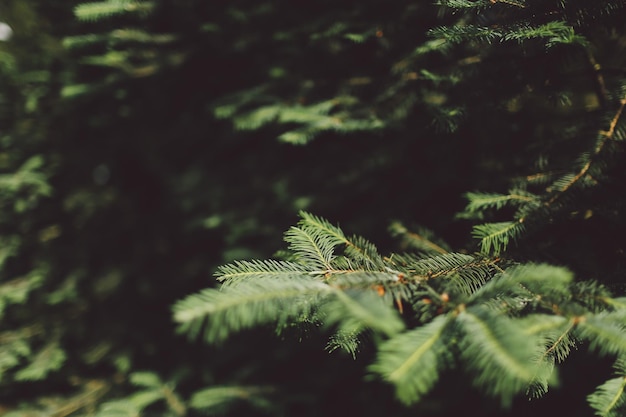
<box><xmin>52</xmin><ymin>380</ymin><xmax>110</xmax><ymax>417</ymax></box>
<box><xmin>490</xmin><ymin>0</ymin><xmax>526</xmax><ymax>7</ymax></box>
<box><xmin>546</xmin><ymin>95</ymin><xmax>626</xmax><ymax>205</ymax></box>
<box><xmin>404</xmin><ymin>231</ymin><xmax>449</xmax><ymax>255</ymax></box>
<box><xmin>586</xmin><ymin>48</ymin><xmax>609</xmax><ymax>108</ymax></box>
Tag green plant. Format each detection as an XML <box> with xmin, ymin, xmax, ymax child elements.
<box><xmin>173</xmin><ymin>0</ymin><xmax>626</xmax><ymax>415</ymax></box>
<box><xmin>1</xmin><ymin>0</ymin><xmax>625</xmax><ymax>415</ymax></box>
<box><xmin>174</xmin><ymin>212</ymin><xmax>626</xmax><ymax>413</ymax></box>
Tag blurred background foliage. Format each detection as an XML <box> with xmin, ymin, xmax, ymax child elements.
<box><xmin>0</xmin><ymin>0</ymin><xmax>624</xmax><ymax>416</ymax></box>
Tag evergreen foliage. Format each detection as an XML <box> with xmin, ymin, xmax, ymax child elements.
<box><xmin>0</xmin><ymin>0</ymin><xmax>625</xmax><ymax>415</ymax></box>
<box><xmin>588</xmin><ymin>359</ymin><xmax>626</xmax><ymax>417</ymax></box>
<box><xmin>175</xmin><ymin>213</ymin><xmax>626</xmax><ymax>409</ymax></box>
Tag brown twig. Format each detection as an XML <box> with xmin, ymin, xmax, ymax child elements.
<box><xmin>490</xmin><ymin>0</ymin><xmax>526</xmax><ymax>8</ymax></box>
<box><xmin>586</xmin><ymin>48</ymin><xmax>609</xmax><ymax>108</ymax></box>
<box><xmin>545</xmin><ymin>95</ymin><xmax>626</xmax><ymax>206</ymax></box>
<box><xmin>52</xmin><ymin>380</ymin><xmax>110</xmax><ymax>417</ymax></box>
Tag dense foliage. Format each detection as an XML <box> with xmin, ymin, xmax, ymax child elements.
<box><xmin>0</xmin><ymin>0</ymin><xmax>625</xmax><ymax>416</ymax></box>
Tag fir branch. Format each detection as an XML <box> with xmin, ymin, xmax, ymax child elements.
<box><xmin>233</xmin><ymin>105</ymin><xmax>281</xmax><ymax>130</ymax></box>
<box><xmin>42</xmin><ymin>380</ymin><xmax>111</xmax><ymax>417</ymax></box>
<box><xmin>215</xmin><ymin>259</ymin><xmax>311</xmax><ymax>287</ymax></box>
<box><xmin>0</xmin><ymin>339</ymin><xmax>31</xmax><ymax>379</ymax></box>
<box><xmin>0</xmin><ymin>273</ymin><xmax>45</xmax><ymax>317</ymax></box>
<box><xmin>74</xmin><ymin>1</ymin><xmax>155</xmax><ymax>22</ymax></box>
<box><xmin>546</xmin><ymin>95</ymin><xmax>626</xmax><ymax>206</ymax></box>
<box><xmin>326</xmin><ymin>330</ymin><xmax>361</xmax><ymax>358</ymax></box>
<box><xmin>343</xmin><ymin>235</ymin><xmax>386</xmax><ymax>270</ymax></box>
<box><xmin>576</xmin><ymin>314</ymin><xmax>626</xmax><ymax>357</ymax></box>
<box><xmin>537</xmin><ymin>317</ymin><xmax>578</xmax><ymax>363</ymax></box>
<box><xmin>62</xmin><ymin>34</ymin><xmax>107</xmax><ymax>49</ymax></box>
<box><xmin>428</xmin><ymin>21</ymin><xmax>582</xmax><ymax>46</ymax></box>
<box><xmin>457</xmin><ymin>306</ymin><xmax>547</xmax><ymax>406</ymax></box>
<box><xmin>386</xmin><ymin>252</ymin><xmax>497</xmax><ymax>295</ymax></box>
<box><xmin>447</xmin><ymin>259</ymin><xmax>498</xmax><ymax>295</ymax></box>
<box><xmin>389</xmin><ymin>221</ymin><xmax>450</xmax><ymax>255</ymax></box>
<box><xmin>410</xmin><ymin>252</ymin><xmax>479</xmax><ymax>277</ymax></box>
<box><xmin>489</xmin><ymin>0</ymin><xmax>526</xmax><ymax>7</ymax></box>
<box><xmin>190</xmin><ymin>385</ymin><xmax>273</xmax><ymax>414</ymax></box>
<box><xmin>172</xmin><ymin>277</ymin><xmax>332</xmax><ymax>342</ymax></box>
<box><xmin>324</xmin><ymin>270</ymin><xmax>403</xmax><ymax>288</ymax></box>
<box><xmin>94</xmin><ymin>400</ymin><xmax>141</xmax><ymax>417</ymax></box>
<box><xmin>297</xmin><ymin>211</ymin><xmax>348</xmax><ymax>243</ymax></box>
<box><xmin>230</xmin><ymin>99</ymin><xmax>383</xmax><ymax>144</ymax></box>
<box><xmin>463</xmin><ymin>191</ymin><xmax>540</xmax><ymax>213</ymax></box>
<box><xmin>469</xmin><ymin>263</ymin><xmax>573</xmax><ymax>305</ymax></box>
<box><xmin>420</xmin><ymin>253</ymin><xmax>497</xmax><ymax>295</ymax></box>
<box><xmin>14</xmin><ymin>341</ymin><xmax>66</xmax><ymax>381</ymax></box>
<box><xmin>606</xmin><ymin>297</ymin><xmax>626</xmax><ymax>310</ymax></box>
<box><xmin>129</xmin><ymin>371</ymin><xmax>161</xmax><ymax>387</ymax></box>
<box><xmin>435</xmin><ymin>0</ymin><xmax>496</xmax><ymax>9</ymax></box>
<box><xmin>298</xmin><ymin>211</ymin><xmax>385</xmax><ymax>269</ymax></box>
<box><xmin>588</xmin><ymin>359</ymin><xmax>626</xmax><ymax>417</ymax></box>
<box><xmin>284</xmin><ymin>225</ymin><xmax>338</xmax><ymax>271</ymax></box>
<box><xmin>472</xmin><ymin>221</ymin><xmax>525</xmax><ymax>255</ymax></box>
<box><xmin>160</xmin><ymin>385</ymin><xmax>186</xmax><ymax>416</ymax></box>
<box><xmin>324</xmin><ymin>269</ymin><xmax>415</xmax><ymax>308</ymax></box>
<box><xmin>519</xmin><ymin>315</ymin><xmax>574</xmax><ymax>395</ymax></box>
<box><xmin>370</xmin><ymin>315</ymin><xmax>450</xmax><ymax>404</ymax></box>
<box><xmin>0</xmin><ymin>324</ymin><xmax>44</xmax><ymax>344</ymax></box>
<box><xmin>571</xmin><ymin>281</ymin><xmax>615</xmax><ymax>313</ymax></box>
<box><xmin>63</xmin><ymin>30</ymin><xmax>177</xmax><ymax>50</ymax></box>
<box><xmin>324</xmin><ymin>290</ymin><xmax>405</xmax><ymax>338</ymax></box>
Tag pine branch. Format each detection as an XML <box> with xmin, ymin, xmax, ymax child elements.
<box><xmin>457</xmin><ymin>306</ymin><xmax>548</xmax><ymax>406</ymax></box>
<box><xmin>284</xmin><ymin>225</ymin><xmax>338</xmax><ymax>271</ymax></box>
<box><xmin>571</xmin><ymin>281</ymin><xmax>615</xmax><ymax>313</ymax></box>
<box><xmin>428</xmin><ymin>21</ymin><xmax>584</xmax><ymax>47</ymax></box>
<box><xmin>14</xmin><ymin>341</ymin><xmax>66</xmax><ymax>381</ymax></box>
<box><xmin>576</xmin><ymin>314</ymin><xmax>626</xmax><ymax>358</ymax></box>
<box><xmin>454</xmin><ymin>259</ymin><xmax>501</xmax><ymax>295</ymax></box>
<box><xmin>370</xmin><ymin>315</ymin><xmax>450</xmax><ymax>404</ymax></box>
<box><xmin>469</xmin><ymin>263</ymin><xmax>573</xmax><ymax>305</ymax></box>
<box><xmin>489</xmin><ymin>0</ymin><xmax>526</xmax><ymax>7</ymax></box>
<box><xmin>343</xmin><ymin>235</ymin><xmax>386</xmax><ymax>270</ymax></box>
<box><xmin>74</xmin><ymin>1</ymin><xmax>155</xmax><ymax>22</ymax></box>
<box><xmin>37</xmin><ymin>380</ymin><xmax>111</xmax><ymax>417</ymax></box>
<box><xmin>605</xmin><ymin>297</ymin><xmax>626</xmax><ymax>310</ymax></box>
<box><xmin>546</xmin><ymin>95</ymin><xmax>626</xmax><ymax>205</ymax></box>
<box><xmin>588</xmin><ymin>359</ymin><xmax>626</xmax><ymax>417</ymax></box>
<box><xmin>326</xmin><ymin>330</ymin><xmax>361</xmax><ymax>358</ymax></box>
<box><xmin>63</xmin><ymin>30</ymin><xmax>177</xmax><ymax>50</ymax></box>
<box><xmin>409</xmin><ymin>253</ymin><xmax>479</xmax><ymax>277</ymax></box>
<box><xmin>472</xmin><ymin>221</ymin><xmax>525</xmax><ymax>255</ymax></box>
<box><xmin>0</xmin><ymin>273</ymin><xmax>45</xmax><ymax>317</ymax></box>
<box><xmin>298</xmin><ymin>211</ymin><xmax>384</xmax><ymax>269</ymax></box>
<box><xmin>462</xmin><ymin>191</ymin><xmax>540</xmax><ymax>214</ymax></box>
<box><xmin>324</xmin><ymin>270</ymin><xmax>403</xmax><ymax>288</ymax></box>
<box><xmin>518</xmin><ymin>314</ymin><xmax>574</xmax><ymax>397</ymax></box>
<box><xmin>467</xmin><ymin>94</ymin><xmax>626</xmax><ymax>255</ymax></box>
<box><xmin>215</xmin><ymin>259</ymin><xmax>311</xmax><ymax>287</ymax></box>
<box><xmin>389</xmin><ymin>222</ymin><xmax>450</xmax><ymax>255</ymax></box>
<box><xmin>230</xmin><ymin>99</ymin><xmax>383</xmax><ymax>144</ymax></box>
<box><xmin>539</xmin><ymin>318</ymin><xmax>578</xmax><ymax>363</ymax></box>
<box><xmin>324</xmin><ymin>290</ymin><xmax>405</xmax><ymax>338</ymax></box>
<box><xmin>172</xmin><ymin>277</ymin><xmax>332</xmax><ymax>342</ymax></box>
<box><xmin>190</xmin><ymin>386</ymin><xmax>273</xmax><ymax>414</ymax></box>
<box><xmin>435</xmin><ymin>0</ymin><xmax>499</xmax><ymax>9</ymax></box>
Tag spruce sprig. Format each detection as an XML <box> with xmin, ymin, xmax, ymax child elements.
<box><xmin>174</xmin><ymin>213</ymin><xmax>626</xmax><ymax>408</ymax></box>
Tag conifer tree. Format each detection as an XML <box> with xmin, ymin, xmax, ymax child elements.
<box><xmin>171</xmin><ymin>0</ymin><xmax>626</xmax><ymax>415</ymax></box>
<box><xmin>1</xmin><ymin>0</ymin><xmax>625</xmax><ymax>416</ymax></box>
